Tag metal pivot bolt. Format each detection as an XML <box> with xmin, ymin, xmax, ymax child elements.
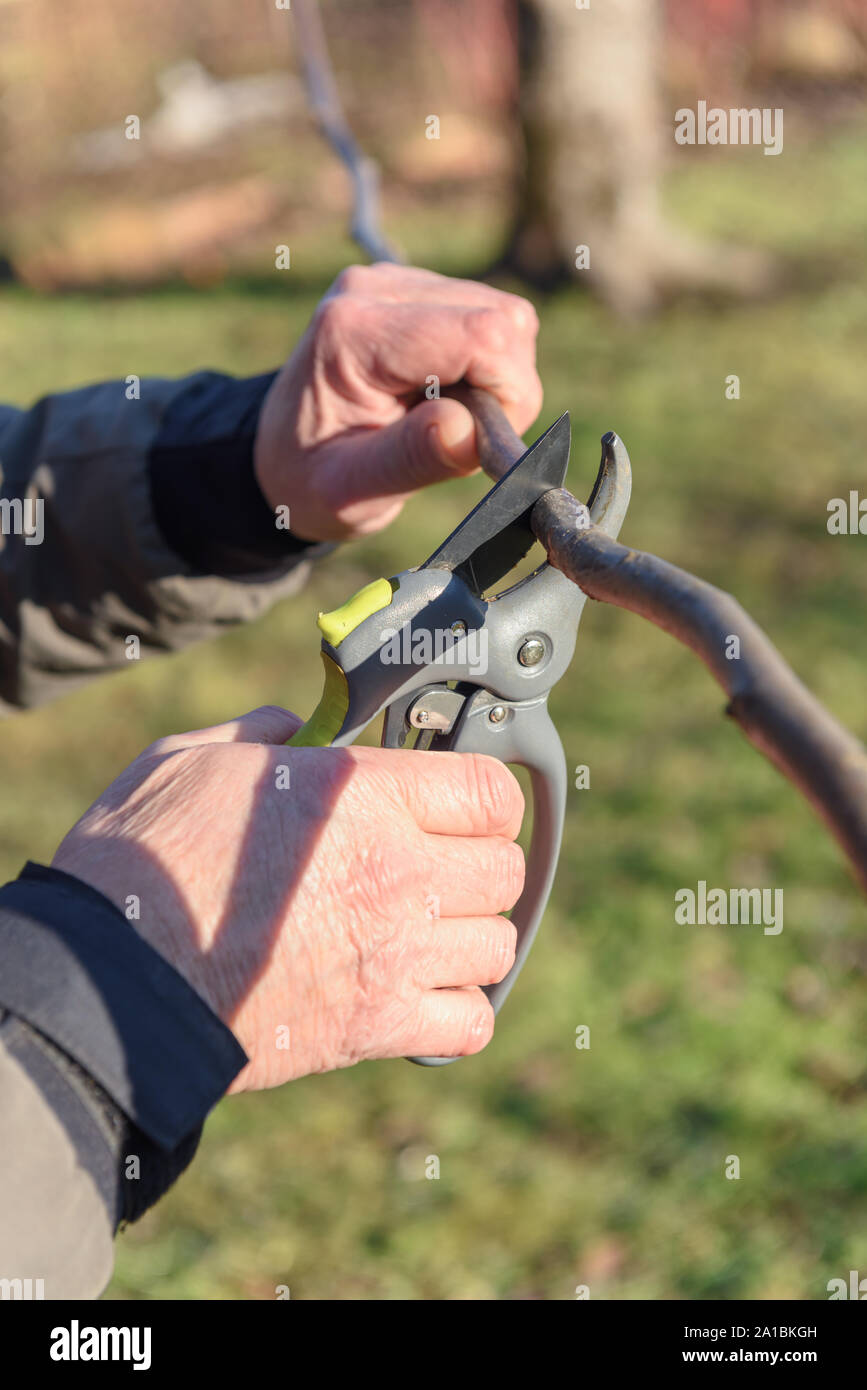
<box><xmin>488</xmin><ymin>705</ymin><xmax>507</xmax><ymax>724</ymax></box>
<box><xmin>518</xmin><ymin>637</ymin><xmax>545</xmax><ymax>667</ymax></box>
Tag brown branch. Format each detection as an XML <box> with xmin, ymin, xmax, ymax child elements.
<box><xmin>456</xmin><ymin>384</ymin><xmax>867</xmax><ymax>895</ymax></box>
<box><xmin>534</xmin><ymin>491</ymin><xmax>867</xmax><ymax>895</ymax></box>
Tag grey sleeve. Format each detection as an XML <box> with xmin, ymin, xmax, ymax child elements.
<box><xmin>0</xmin><ymin>376</ymin><xmax>315</xmax><ymax>714</ymax></box>
<box><xmin>0</xmin><ymin>863</ymin><xmax>249</xmax><ymax>1300</ymax></box>
<box><xmin>0</xmin><ymin>1014</ymin><xmax>115</xmax><ymax>1299</ymax></box>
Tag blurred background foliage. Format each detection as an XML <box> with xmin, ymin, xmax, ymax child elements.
<box><xmin>0</xmin><ymin>0</ymin><xmax>865</xmax><ymax>1299</ymax></box>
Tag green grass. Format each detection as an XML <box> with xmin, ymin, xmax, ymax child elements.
<box><xmin>1</xmin><ymin>121</ymin><xmax>866</xmax><ymax>1301</ymax></box>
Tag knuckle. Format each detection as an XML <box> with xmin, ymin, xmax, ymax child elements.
<box><xmin>470</xmin><ymin>305</ymin><xmax>509</xmax><ymax>353</ymax></box>
<box><xmin>244</xmin><ymin>704</ymin><xmax>294</xmax><ymax>742</ymax></box>
<box><xmin>465</xmin><ymin>754</ymin><xmax>523</xmax><ymax>831</ymax></box>
<box><xmin>140</xmin><ymin>734</ymin><xmax>187</xmax><ymax>762</ymax></box>
<box><xmin>496</xmin><ymin>291</ymin><xmax>539</xmax><ymax>336</ymax></box>
<box><xmin>515</xmin><ymin>295</ymin><xmax>540</xmax><ymax>334</ymax></box>
<box><xmin>465</xmin><ymin>752</ymin><xmax>509</xmax><ymax>822</ymax></box>
<box><xmin>332</xmin><ymin>264</ymin><xmax>370</xmax><ymax>295</ymax></box>
<box><xmin>313</xmin><ymin>292</ymin><xmax>360</xmax><ymax>341</ymax></box>
<box><xmin>142</xmin><ymin>736</ymin><xmax>171</xmax><ymax>759</ymax></box>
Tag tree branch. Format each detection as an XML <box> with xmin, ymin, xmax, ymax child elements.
<box><xmin>457</xmin><ymin>383</ymin><xmax>867</xmax><ymax>894</ymax></box>
<box><xmin>535</xmin><ymin>491</ymin><xmax>867</xmax><ymax>894</ymax></box>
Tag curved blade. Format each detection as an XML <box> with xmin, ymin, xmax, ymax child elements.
<box><xmin>422</xmin><ymin>413</ymin><xmax>570</xmax><ymax>595</ymax></box>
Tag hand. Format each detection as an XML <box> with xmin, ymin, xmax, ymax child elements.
<box><xmin>253</xmin><ymin>263</ymin><xmax>542</xmax><ymax>541</ymax></box>
<box><xmin>52</xmin><ymin>706</ymin><xmax>525</xmax><ymax>1091</ymax></box>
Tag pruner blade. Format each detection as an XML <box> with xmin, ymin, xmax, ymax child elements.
<box><xmin>421</xmin><ymin>412</ymin><xmax>570</xmax><ymax>595</ymax></box>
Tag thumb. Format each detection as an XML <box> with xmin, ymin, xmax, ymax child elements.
<box><xmin>326</xmin><ymin>397</ymin><xmax>480</xmax><ymax>527</ymax></box>
<box><xmin>152</xmin><ymin>705</ymin><xmax>304</xmax><ymax>755</ymax></box>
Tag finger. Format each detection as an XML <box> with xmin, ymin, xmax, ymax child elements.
<box><xmin>416</xmin><ymin>834</ymin><xmax>526</xmax><ymax>918</ymax></box>
<box><xmin>315</xmin><ymin>398</ymin><xmax>480</xmax><ymax>526</ymax></box>
<box><xmin>318</xmin><ymin>296</ymin><xmax>541</xmax><ymax>429</ymax></box>
<box><xmin>387</xmin><ymin>986</ymin><xmax>495</xmax><ymax>1060</ymax></box>
<box><xmin>330</xmin><ymin>263</ymin><xmax>539</xmax><ymax>331</ymax></box>
<box><xmin>150</xmin><ymin>705</ymin><xmax>304</xmax><ymax>755</ymax></box>
<box><xmin>353</xmin><ymin>747</ymin><xmax>525</xmax><ymax>839</ymax></box>
<box><xmin>414</xmin><ymin>915</ymin><xmax>517</xmax><ymax>989</ymax></box>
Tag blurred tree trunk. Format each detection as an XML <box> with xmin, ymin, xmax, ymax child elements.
<box><xmin>502</xmin><ymin>0</ymin><xmax>774</xmax><ymax>315</ymax></box>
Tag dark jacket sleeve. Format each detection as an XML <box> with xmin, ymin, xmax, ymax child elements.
<box><xmin>0</xmin><ymin>862</ymin><xmax>248</xmax><ymax>1299</ymax></box>
<box><xmin>0</xmin><ymin>370</ymin><xmax>330</xmax><ymax>713</ymax></box>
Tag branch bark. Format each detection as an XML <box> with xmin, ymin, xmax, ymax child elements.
<box><xmin>536</xmin><ymin>491</ymin><xmax>867</xmax><ymax>894</ymax></box>
<box><xmin>459</xmin><ymin>384</ymin><xmax>867</xmax><ymax>895</ymax></box>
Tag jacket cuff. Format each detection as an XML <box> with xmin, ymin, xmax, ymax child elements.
<box><xmin>148</xmin><ymin>369</ymin><xmax>332</xmax><ymax>578</ymax></box>
<box><xmin>0</xmin><ymin>862</ymin><xmax>248</xmax><ymax>1150</ymax></box>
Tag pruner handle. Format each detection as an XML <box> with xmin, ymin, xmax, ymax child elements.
<box><xmin>409</xmin><ymin>690</ymin><xmax>567</xmax><ymax>1067</ymax></box>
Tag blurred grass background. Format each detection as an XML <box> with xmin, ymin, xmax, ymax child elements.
<box><xmin>1</xmin><ymin>0</ymin><xmax>866</xmax><ymax>1301</ymax></box>
<box><xmin>1</xmin><ymin>116</ymin><xmax>865</xmax><ymax>1300</ymax></box>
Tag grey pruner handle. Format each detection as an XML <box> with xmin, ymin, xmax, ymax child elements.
<box><xmin>409</xmin><ymin>692</ymin><xmax>567</xmax><ymax>1067</ymax></box>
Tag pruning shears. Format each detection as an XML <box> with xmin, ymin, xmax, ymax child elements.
<box><xmin>289</xmin><ymin>394</ymin><xmax>631</xmax><ymax>1065</ymax></box>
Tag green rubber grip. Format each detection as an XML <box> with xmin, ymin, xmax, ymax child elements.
<box><xmin>287</xmin><ymin>576</ymin><xmax>397</xmax><ymax>748</ymax></box>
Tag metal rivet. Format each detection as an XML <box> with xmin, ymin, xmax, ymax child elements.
<box><xmin>415</xmin><ymin>709</ymin><xmax>430</xmax><ymax>724</ymax></box>
<box><xmin>488</xmin><ymin>705</ymin><xmax>507</xmax><ymax>724</ymax></box>
<box><xmin>518</xmin><ymin>637</ymin><xmax>545</xmax><ymax>667</ymax></box>
<box><xmin>451</xmin><ymin>620</ymin><xmax>467</xmax><ymax>637</ymax></box>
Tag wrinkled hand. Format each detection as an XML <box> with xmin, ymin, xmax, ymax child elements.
<box><xmin>254</xmin><ymin>263</ymin><xmax>542</xmax><ymax>541</ymax></box>
<box><xmin>52</xmin><ymin>706</ymin><xmax>525</xmax><ymax>1091</ymax></box>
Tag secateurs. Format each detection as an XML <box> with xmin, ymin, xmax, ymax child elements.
<box><xmin>289</xmin><ymin>407</ymin><xmax>632</xmax><ymax>1065</ymax></box>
